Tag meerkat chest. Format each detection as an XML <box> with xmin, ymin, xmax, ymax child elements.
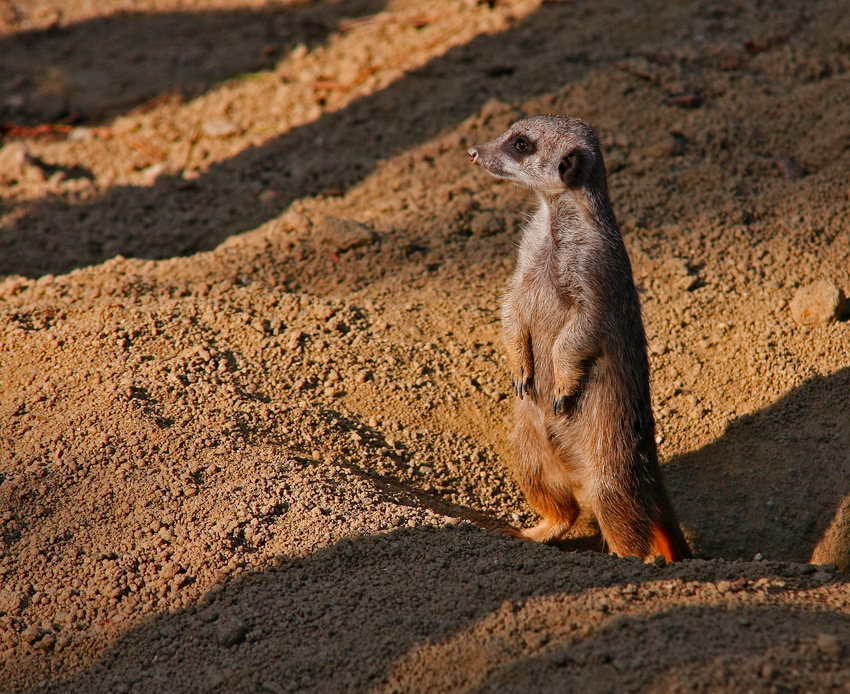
<box><xmin>510</xmin><ymin>253</ymin><xmax>576</xmax><ymax>332</ymax></box>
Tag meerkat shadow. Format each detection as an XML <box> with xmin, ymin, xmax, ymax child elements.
<box><xmin>663</xmin><ymin>366</ymin><xmax>850</xmax><ymax>566</ymax></box>
<box><xmin>548</xmin><ymin>526</ymin><xmax>607</xmax><ymax>555</ymax></box>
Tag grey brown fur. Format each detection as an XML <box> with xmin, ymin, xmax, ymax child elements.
<box><xmin>469</xmin><ymin>115</ymin><xmax>691</xmax><ymax>561</ymax></box>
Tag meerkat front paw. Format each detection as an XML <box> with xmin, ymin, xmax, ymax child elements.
<box><xmin>512</xmin><ymin>367</ymin><xmax>534</xmax><ymax>398</ymax></box>
<box><xmin>552</xmin><ymin>378</ymin><xmax>580</xmax><ymax>414</ymax></box>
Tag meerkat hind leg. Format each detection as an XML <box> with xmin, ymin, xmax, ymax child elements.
<box><xmin>507</xmin><ymin>414</ymin><xmax>580</xmax><ymax>543</ymax></box>
<box><xmin>504</xmin><ymin>515</ymin><xmax>575</xmax><ymax>543</ymax></box>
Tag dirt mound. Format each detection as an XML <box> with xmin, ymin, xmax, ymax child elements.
<box><xmin>2</xmin><ymin>0</ymin><xmax>850</xmax><ymax>692</ymax></box>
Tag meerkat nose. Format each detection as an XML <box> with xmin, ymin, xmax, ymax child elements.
<box><xmin>468</xmin><ymin>147</ymin><xmax>479</xmax><ymax>163</ymax></box>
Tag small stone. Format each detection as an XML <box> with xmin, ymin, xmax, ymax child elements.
<box><xmin>0</xmin><ymin>143</ymin><xmax>27</xmax><ymax>183</ymax></box>
<box><xmin>202</xmin><ymin>119</ymin><xmax>241</xmax><ymax>138</ymax></box>
<box><xmin>470</xmin><ymin>211</ymin><xmax>503</xmax><ymax>237</ymax></box>
<box><xmin>716</xmin><ymin>580</ymin><xmax>731</xmax><ymax>594</ymax></box>
<box><xmin>21</xmin><ymin>625</ymin><xmax>43</xmax><ymax>645</ymax></box>
<box><xmin>214</xmin><ymin>618</ymin><xmax>247</xmax><ymax>647</ymax></box>
<box><xmin>141</xmin><ymin>162</ymin><xmax>168</xmax><ymax>181</ymax></box>
<box><xmin>198</xmin><ymin>608</ymin><xmax>219</xmax><ymax>624</ymax></box>
<box><xmin>55</xmin><ymin>633</ymin><xmax>73</xmax><ymax>651</ymax></box>
<box><xmin>664</xmin><ymin>92</ymin><xmax>702</xmax><ymax>108</ymax></box>
<box><xmin>316</xmin><ymin>216</ymin><xmax>374</xmax><ymax>252</ymax></box>
<box><xmin>0</xmin><ymin>589</ymin><xmax>24</xmax><ymax>614</ymax></box>
<box><xmin>775</xmin><ymin>155</ymin><xmax>807</xmax><ymax>181</ymax></box>
<box><xmin>817</xmin><ymin>633</ymin><xmax>843</xmax><ymax>658</ymax></box>
<box><xmin>790</xmin><ymin>280</ymin><xmax>846</xmax><ymax>325</ymax></box>
<box><xmin>36</xmin><ymin>633</ymin><xmax>56</xmax><ymax>650</ymax></box>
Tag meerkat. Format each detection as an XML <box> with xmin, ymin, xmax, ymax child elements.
<box><xmin>468</xmin><ymin>115</ymin><xmax>691</xmax><ymax>562</ymax></box>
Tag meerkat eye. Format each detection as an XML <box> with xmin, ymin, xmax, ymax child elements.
<box><xmin>506</xmin><ymin>135</ymin><xmax>535</xmax><ymax>160</ymax></box>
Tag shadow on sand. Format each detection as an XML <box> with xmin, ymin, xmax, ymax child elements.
<box><xmin>2</xmin><ymin>0</ymin><xmax>615</xmax><ymax>278</ymax></box>
<box><xmin>666</xmin><ymin>366</ymin><xmax>850</xmax><ymax>564</ymax></box>
<box><xmin>0</xmin><ymin>0</ymin><xmax>385</xmax><ymax>125</ymax></box>
<box><xmin>30</xmin><ymin>524</ymin><xmax>850</xmax><ymax>694</ymax></box>
<box><xmin>22</xmin><ymin>367</ymin><xmax>850</xmax><ymax>693</ymax></box>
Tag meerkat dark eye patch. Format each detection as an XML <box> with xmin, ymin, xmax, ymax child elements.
<box><xmin>505</xmin><ymin>134</ymin><xmax>536</xmax><ymax>159</ymax></box>
<box><xmin>558</xmin><ymin>149</ymin><xmax>585</xmax><ymax>186</ymax></box>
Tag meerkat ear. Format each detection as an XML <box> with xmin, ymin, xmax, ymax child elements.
<box><xmin>558</xmin><ymin>150</ymin><xmax>584</xmax><ymax>187</ymax></box>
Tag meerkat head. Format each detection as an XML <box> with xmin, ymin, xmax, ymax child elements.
<box><xmin>468</xmin><ymin>115</ymin><xmax>605</xmax><ymax>197</ymax></box>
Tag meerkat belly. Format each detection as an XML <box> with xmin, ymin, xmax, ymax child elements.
<box><xmin>525</xmin><ymin>279</ymin><xmax>573</xmax><ymax>402</ymax></box>
<box><xmin>515</xmin><ymin>395</ymin><xmax>592</xmax><ymax>502</ymax></box>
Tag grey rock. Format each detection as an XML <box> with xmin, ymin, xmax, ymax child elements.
<box><xmin>214</xmin><ymin>618</ymin><xmax>247</xmax><ymax>647</ymax></box>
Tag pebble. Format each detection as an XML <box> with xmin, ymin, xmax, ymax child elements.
<box><xmin>790</xmin><ymin>280</ymin><xmax>846</xmax><ymax>325</ymax></box>
<box><xmin>775</xmin><ymin>155</ymin><xmax>807</xmax><ymax>181</ymax></box>
<box><xmin>316</xmin><ymin>216</ymin><xmax>374</xmax><ymax>252</ymax></box>
<box><xmin>470</xmin><ymin>211</ymin><xmax>503</xmax><ymax>237</ymax></box>
<box><xmin>21</xmin><ymin>625</ymin><xmax>43</xmax><ymax>645</ymax></box>
<box><xmin>141</xmin><ymin>162</ymin><xmax>169</xmax><ymax>181</ymax></box>
<box><xmin>816</xmin><ymin>633</ymin><xmax>843</xmax><ymax>658</ymax></box>
<box><xmin>0</xmin><ymin>142</ymin><xmax>27</xmax><ymax>183</ymax></box>
<box><xmin>0</xmin><ymin>589</ymin><xmax>23</xmax><ymax>614</ymax></box>
<box><xmin>201</xmin><ymin>119</ymin><xmax>241</xmax><ymax>138</ymax></box>
<box><xmin>214</xmin><ymin>618</ymin><xmax>248</xmax><ymax>647</ymax></box>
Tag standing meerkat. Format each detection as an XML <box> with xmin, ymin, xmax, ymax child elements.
<box><xmin>468</xmin><ymin>115</ymin><xmax>691</xmax><ymax>562</ymax></box>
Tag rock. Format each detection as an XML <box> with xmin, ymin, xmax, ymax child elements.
<box><xmin>21</xmin><ymin>625</ymin><xmax>43</xmax><ymax>645</ymax></box>
<box><xmin>664</xmin><ymin>92</ymin><xmax>702</xmax><ymax>108</ymax></box>
<box><xmin>0</xmin><ymin>589</ymin><xmax>24</xmax><ymax>614</ymax></box>
<box><xmin>470</xmin><ymin>211</ymin><xmax>503</xmax><ymax>237</ymax></box>
<box><xmin>775</xmin><ymin>155</ymin><xmax>807</xmax><ymax>181</ymax></box>
<box><xmin>202</xmin><ymin>119</ymin><xmax>241</xmax><ymax>138</ymax></box>
<box><xmin>214</xmin><ymin>618</ymin><xmax>247</xmax><ymax>647</ymax></box>
<box><xmin>141</xmin><ymin>162</ymin><xmax>168</xmax><ymax>181</ymax></box>
<box><xmin>790</xmin><ymin>280</ymin><xmax>846</xmax><ymax>326</ymax></box>
<box><xmin>198</xmin><ymin>607</ymin><xmax>219</xmax><ymax>623</ymax></box>
<box><xmin>316</xmin><ymin>216</ymin><xmax>374</xmax><ymax>252</ymax></box>
<box><xmin>0</xmin><ymin>143</ymin><xmax>27</xmax><ymax>183</ymax></box>
<box><xmin>816</xmin><ymin>633</ymin><xmax>843</xmax><ymax>658</ymax></box>
<box><xmin>36</xmin><ymin>633</ymin><xmax>56</xmax><ymax>650</ymax></box>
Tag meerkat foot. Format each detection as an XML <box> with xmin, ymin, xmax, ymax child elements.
<box><xmin>504</xmin><ymin>518</ymin><xmax>571</xmax><ymax>544</ymax></box>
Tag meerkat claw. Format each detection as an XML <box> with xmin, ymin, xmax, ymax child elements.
<box><xmin>513</xmin><ymin>378</ymin><xmax>533</xmax><ymax>398</ymax></box>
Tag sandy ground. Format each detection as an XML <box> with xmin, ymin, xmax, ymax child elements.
<box><xmin>2</xmin><ymin>0</ymin><xmax>850</xmax><ymax>691</ymax></box>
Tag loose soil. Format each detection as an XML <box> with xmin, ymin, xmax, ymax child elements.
<box><xmin>2</xmin><ymin>0</ymin><xmax>850</xmax><ymax>692</ymax></box>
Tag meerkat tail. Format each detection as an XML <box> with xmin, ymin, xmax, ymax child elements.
<box><xmin>651</xmin><ymin>521</ymin><xmax>692</xmax><ymax>562</ymax></box>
